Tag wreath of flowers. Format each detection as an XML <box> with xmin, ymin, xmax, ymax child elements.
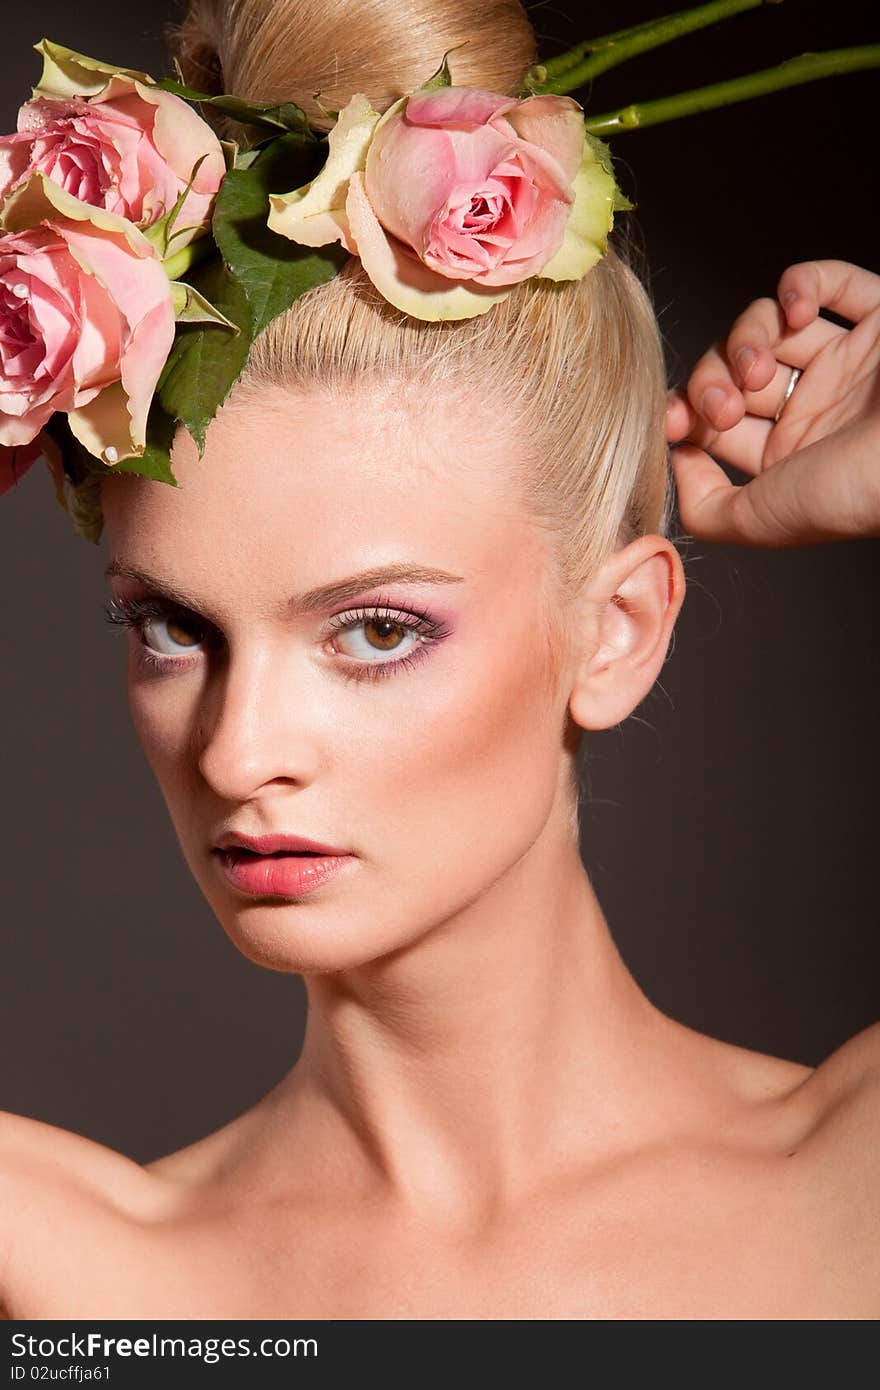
<box><xmin>0</xmin><ymin>3</ymin><xmax>876</xmax><ymax>540</ymax></box>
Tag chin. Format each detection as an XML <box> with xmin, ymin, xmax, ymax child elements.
<box><xmin>210</xmin><ymin>899</ymin><xmax>434</xmax><ymax>976</ymax></box>
<box><xmin>188</xmin><ymin>853</ymin><xmax>431</xmax><ymax>975</ymax></box>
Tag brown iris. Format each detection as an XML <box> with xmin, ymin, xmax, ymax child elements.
<box><xmin>364</xmin><ymin>618</ymin><xmax>405</xmax><ymax>651</ymax></box>
<box><xmin>162</xmin><ymin>614</ymin><xmax>204</xmax><ymax>649</ymax></box>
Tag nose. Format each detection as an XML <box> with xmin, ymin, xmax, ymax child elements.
<box><xmin>196</xmin><ymin>641</ymin><xmax>323</xmax><ymax>801</ymax></box>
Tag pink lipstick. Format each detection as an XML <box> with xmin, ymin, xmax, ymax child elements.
<box><xmin>213</xmin><ymin>831</ymin><xmax>355</xmax><ymax>898</ymax></box>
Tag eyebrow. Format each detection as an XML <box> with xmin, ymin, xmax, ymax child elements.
<box><xmin>103</xmin><ymin>560</ymin><xmax>465</xmax><ymax>616</ymax></box>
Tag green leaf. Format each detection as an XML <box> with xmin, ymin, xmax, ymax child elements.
<box><xmin>417</xmin><ymin>46</ymin><xmax>467</xmax><ymax>91</ymax></box>
<box><xmin>233</xmin><ymin>146</ymin><xmax>264</xmax><ymax>171</ymax></box>
<box><xmin>150</xmin><ymin>78</ymin><xmax>315</xmax><ymax>138</ymax></box>
<box><xmin>157</xmin><ymin>253</ymin><xmax>254</xmax><ymax>457</ymax></box>
<box><xmin>113</xmin><ymin>399</ymin><xmax>179</xmax><ymax>485</ymax></box>
<box><xmin>41</xmin><ymin>397</ymin><xmax>179</xmax><ymax>488</ymax></box>
<box><xmin>211</xmin><ymin>132</ymin><xmax>347</xmax><ymax>338</ymax></box>
<box><xmin>170</xmin><ymin>280</ymin><xmax>241</xmax><ymax>331</ymax></box>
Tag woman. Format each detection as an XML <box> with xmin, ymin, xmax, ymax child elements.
<box><xmin>1</xmin><ymin>0</ymin><xmax>878</xmax><ymax>1317</ymax></box>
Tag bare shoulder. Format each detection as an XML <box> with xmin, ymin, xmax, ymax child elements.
<box><xmin>0</xmin><ymin>1108</ymin><xmax>156</xmax><ymax>1205</ymax></box>
<box><xmin>798</xmin><ymin>1021</ymin><xmax>880</xmax><ymax>1141</ymax></box>
<box><xmin>784</xmin><ymin>1022</ymin><xmax>880</xmax><ymax>1291</ymax></box>
<box><xmin>706</xmin><ymin>1017</ymin><xmax>880</xmax><ymax>1151</ymax></box>
<box><xmin>0</xmin><ymin>1108</ymin><xmax>166</xmax><ymax>1317</ymax></box>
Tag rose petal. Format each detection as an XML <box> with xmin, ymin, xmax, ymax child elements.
<box><xmin>268</xmin><ymin>94</ymin><xmax>382</xmax><ymax>253</ymax></box>
<box><xmin>0</xmin><ymin>392</ymin><xmax>59</xmax><ymax>444</ymax></box>
<box><xmin>366</xmin><ymin>121</ymin><xmax>515</xmax><ymax>254</ymax></box>
<box><xmin>405</xmin><ymin>87</ymin><xmax>516</xmax><ymax>129</ymax></box>
<box><xmin>1</xmin><ymin>169</ymin><xmax>157</xmax><ymax>258</ymax></box>
<box><xmin>71</xmin><ymin>255</ymin><xmax>123</xmax><ymax>390</ymax></box>
<box><xmin>61</xmin><ymin>223</ymin><xmax>170</xmax><ymax>334</ymax></box>
<box><xmin>118</xmin><ymin>295</ymin><xmax>175</xmax><ymax>451</ymax></box>
<box><xmin>32</xmin><ymin>39</ymin><xmax>154</xmax><ymax>101</ymax></box>
<box><xmin>27</xmin><ymin>273</ymin><xmax>79</xmax><ymax>379</ymax></box>
<box><xmin>500</xmin><ymin>95</ymin><xmax>586</xmax><ymax>186</ymax></box>
<box><xmin>537</xmin><ymin>133</ymin><xmax>617</xmax><ymax>283</ymax></box>
<box><xmin>345</xmin><ymin>170</ymin><xmax>507</xmax><ymax>321</ymax></box>
<box><xmin>67</xmin><ymin>378</ymin><xmax>134</xmax><ymax>461</ymax></box>
<box><xmin>122</xmin><ymin>80</ymin><xmax>225</xmax><ymax>240</ymax></box>
<box><xmin>67</xmin><ymin>283</ymin><xmax>173</xmax><ymax>459</ymax></box>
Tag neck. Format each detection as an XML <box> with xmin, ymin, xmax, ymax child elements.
<box><xmin>269</xmin><ymin>797</ymin><xmax>682</xmax><ymax>1220</ymax></box>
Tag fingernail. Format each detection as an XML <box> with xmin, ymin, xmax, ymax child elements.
<box><xmin>783</xmin><ymin>289</ymin><xmax>798</xmax><ymax>313</ymax></box>
<box><xmin>735</xmin><ymin>347</ymin><xmax>757</xmax><ymax>386</ymax></box>
<box><xmin>701</xmin><ymin>387</ymin><xmax>727</xmax><ymax>421</ymax></box>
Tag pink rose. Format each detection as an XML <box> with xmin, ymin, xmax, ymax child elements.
<box><xmin>268</xmin><ymin>84</ymin><xmax>620</xmax><ymax>321</ymax></box>
<box><xmin>0</xmin><ymin>42</ymin><xmax>226</xmax><ymax>251</ymax></box>
<box><xmin>0</xmin><ymin>171</ymin><xmax>175</xmax><ymax>464</ymax></box>
<box><xmin>365</xmin><ymin>87</ymin><xmax>586</xmax><ymax>287</ymax></box>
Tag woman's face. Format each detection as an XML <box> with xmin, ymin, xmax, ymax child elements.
<box><xmin>100</xmin><ymin>382</ymin><xmax>583</xmax><ymax>973</ymax></box>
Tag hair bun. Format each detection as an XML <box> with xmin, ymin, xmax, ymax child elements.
<box><xmin>167</xmin><ymin>0</ymin><xmax>226</xmax><ymax>96</ymax></box>
<box><xmin>166</xmin><ymin>0</ymin><xmax>537</xmax><ymax>136</ymax></box>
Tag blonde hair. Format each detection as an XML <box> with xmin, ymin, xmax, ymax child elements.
<box><xmin>166</xmin><ymin>0</ymin><xmax>674</xmax><ymax>597</ymax></box>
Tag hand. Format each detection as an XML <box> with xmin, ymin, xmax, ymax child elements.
<box><xmin>665</xmin><ymin>259</ymin><xmax>880</xmax><ymax>546</ymax></box>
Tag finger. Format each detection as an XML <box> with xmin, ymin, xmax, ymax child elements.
<box><xmin>725</xmin><ymin>303</ymin><xmax>843</xmax><ymax>389</ymax></box>
<box><xmin>665</xmin><ymin>390</ymin><xmax>692</xmax><ymax>443</ymax></box>
<box><xmin>683</xmin><ymin>317</ymin><xmax>843</xmax><ymax>427</ymax></box>
<box><xmin>670</xmin><ymin>407</ymin><xmax>773</xmax><ymax>478</ymax></box>
<box><xmin>746</xmin><ymin>360</ymin><xmax>803</xmax><ymax>425</ymax></box>
<box><xmin>671</xmin><ymin>421</ymin><xmax>880</xmax><ymax>547</ymax></box>
<box><xmin>778</xmin><ymin>259</ymin><xmax>880</xmax><ymax>329</ymax></box>
<box><xmin>682</xmin><ymin>343</ymin><xmax>787</xmax><ymax>431</ymax></box>
<box><xmin>683</xmin><ymin>345</ymin><xmax>747</xmax><ymax>430</ymax></box>
<box><xmin>723</xmin><ymin>296</ymin><xmax>786</xmax><ymax>390</ymax></box>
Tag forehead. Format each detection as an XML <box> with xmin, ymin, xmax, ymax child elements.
<box><xmin>101</xmin><ymin>382</ymin><xmax>553</xmax><ymax>603</ymax></box>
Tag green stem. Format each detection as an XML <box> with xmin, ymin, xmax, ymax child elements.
<box><xmin>581</xmin><ymin>45</ymin><xmax>880</xmax><ymax>132</ymax></box>
<box><xmin>162</xmin><ymin>231</ymin><xmax>215</xmax><ymax>283</ymax></box>
<box><xmin>533</xmin><ymin>0</ymin><xmax>766</xmax><ymax>90</ymax></box>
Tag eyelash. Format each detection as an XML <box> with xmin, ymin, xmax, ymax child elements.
<box><xmin>102</xmin><ymin>593</ymin><xmax>450</xmax><ymax>684</ymax></box>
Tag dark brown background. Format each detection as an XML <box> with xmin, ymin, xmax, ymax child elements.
<box><xmin>0</xmin><ymin>1</ymin><xmax>877</xmax><ymax>1163</ymax></box>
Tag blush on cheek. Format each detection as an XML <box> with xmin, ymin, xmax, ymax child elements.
<box><xmin>126</xmin><ymin>674</ymin><xmax>191</xmax><ymax>782</ymax></box>
<box><xmin>414</xmin><ymin>621</ymin><xmax>563</xmax><ymax>840</ymax></box>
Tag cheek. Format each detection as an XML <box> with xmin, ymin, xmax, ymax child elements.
<box><xmin>125</xmin><ymin>657</ymin><xmax>197</xmax><ymax>786</ymax></box>
<box><xmin>345</xmin><ymin>617</ymin><xmax>564</xmax><ymax>853</ymax></box>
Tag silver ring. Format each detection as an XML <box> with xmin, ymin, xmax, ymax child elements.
<box><xmin>774</xmin><ymin>365</ymin><xmax>802</xmax><ymax>422</ymax></box>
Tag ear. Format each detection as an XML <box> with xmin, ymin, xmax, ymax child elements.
<box><xmin>568</xmin><ymin>535</ymin><xmax>686</xmax><ymax>731</ymax></box>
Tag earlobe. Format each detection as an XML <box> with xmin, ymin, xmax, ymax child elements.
<box><xmin>568</xmin><ymin>536</ymin><xmax>686</xmax><ymax>732</ymax></box>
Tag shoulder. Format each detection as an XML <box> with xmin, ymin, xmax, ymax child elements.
<box><xmin>799</xmin><ymin>1021</ymin><xmax>880</xmax><ymax>1143</ymax></box>
<box><xmin>0</xmin><ymin>1109</ymin><xmax>167</xmax><ymax>1317</ymax></box>
<box><xmin>0</xmin><ymin>1107</ymin><xmax>155</xmax><ymax>1203</ymax></box>
<box><xmin>785</xmin><ymin>1023</ymin><xmax>880</xmax><ymax>1292</ymax></box>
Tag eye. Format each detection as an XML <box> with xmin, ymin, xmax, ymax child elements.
<box><xmin>324</xmin><ymin>602</ymin><xmax>450</xmax><ymax>677</ymax></box>
<box><xmin>332</xmin><ymin>613</ymin><xmax>420</xmax><ymax>662</ymax></box>
<box><xmin>142</xmin><ymin>610</ymin><xmax>207</xmax><ymax>657</ymax></box>
<box><xmin>104</xmin><ymin>594</ymin><xmax>212</xmax><ymax>666</ymax></box>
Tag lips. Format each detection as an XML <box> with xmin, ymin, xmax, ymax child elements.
<box><xmin>230</xmin><ymin>847</ymin><xmax>320</xmax><ymax>858</ymax></box>
<box><xmin>213</xmin><ymin>838</ymin><xmax>355</xmax><ymax>897</ymax></box>
<box><xmin>215</xmin><ymin>831</ymin><xmax>350</xmax><ymax>856</ymax></box>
